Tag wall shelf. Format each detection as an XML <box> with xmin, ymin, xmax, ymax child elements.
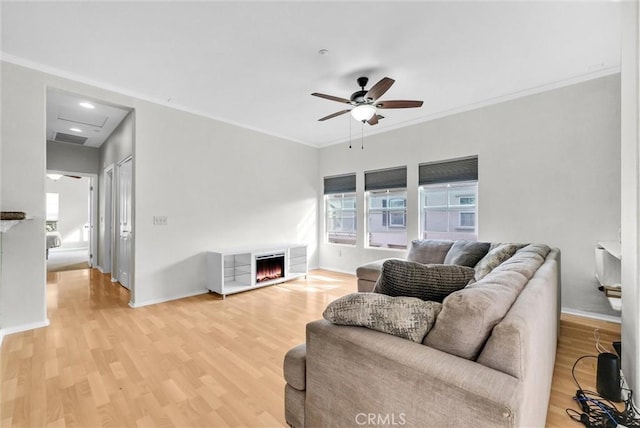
<box><xmin>0</xmin><ymin>217</ymin><xmax>32</xmax><ymax>233</ymax></box>
<box><xmin>207</xmin><ymin>245</ymin><xmax>307</xmax><ymax>298</ymax></box>
<box><xmin>596</xmin><ymin>241</ymin><xmax>622</xmax><ymax>312</ymax></box>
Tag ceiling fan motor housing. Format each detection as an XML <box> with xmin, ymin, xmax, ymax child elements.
<box><xmin>350</xmin><ymin>90</ymin><xmax>368</xmax><ymax>103</ymax></box>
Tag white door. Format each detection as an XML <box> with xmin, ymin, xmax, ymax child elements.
<box><xmin>104</xmin><ymin>167</ymin><xmax>113</xmax><ymax>275</ymax></box>
<box><xmin>117</xmin><ymin>158</ymin><xmax>133</xmax><ymax>289</ymax></box>
<box><xmin>89</xmin><ymin>177</ymin><xmax>98</xmax><ymax>268</ymax></box>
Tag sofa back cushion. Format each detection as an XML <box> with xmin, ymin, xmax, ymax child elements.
<box><xmin>424</xmin><ymin>244</ymin><xmax>550</xmax><ymax>360</ymax></box>
<box><xmin>443</xmin><ymin>240</ymin><xmax>490</xmax><ymax>267</ymax></box>
<box><xmin>373</xmin><ymin>259</ymin><xmax>475</xmax><ymax>303</ymax></box>
<box><xmin>474</xmin><ymin>243</ymin><xmax>519</xmax><ymax>281</ymax></box>
<box><xmin>407</xmin><ymin>239</ymin><xmax>454</xmax><ymax>264</ymax></box>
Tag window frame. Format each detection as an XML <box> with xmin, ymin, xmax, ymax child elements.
<box><xmin>325</xmin><ymin>192</ymin><xmax>357</xmax><ymax>246</ymax></box>
<box><xmin>366</xmin><ymin>188</ymin><xmax>408</xmax><ymax>249</ymax></box>
<box><xmin>419</xmin><ymin>180</ymin><xmax>478</xmax><ymax>240</ymax></box>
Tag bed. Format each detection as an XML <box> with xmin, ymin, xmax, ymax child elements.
<box><xmin>46</xmin><ymin>231</ymin><xmax>62</xmax><ymax>258</ymax></box>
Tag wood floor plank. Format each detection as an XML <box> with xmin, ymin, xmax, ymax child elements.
<box><xmin>0</xmin><ymin>268</ymin><xmax>623</xmax><ymax>427</ymax></box>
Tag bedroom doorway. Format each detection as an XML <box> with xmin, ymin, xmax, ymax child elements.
<box><xmin>45</xmin><ymin>173</ymin><xmax>97</xmax><ymax>272</ymax></box>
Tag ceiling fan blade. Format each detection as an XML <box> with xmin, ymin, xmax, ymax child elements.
<box><xmin>365</xmin><ymin>77</ymin><xmax>395</xmax><ymax>101</ymax></box>
<box><xmin>376</xmin><ymin>100</ymin><xmax>424</xmax><ymax>109</ymax></box>
<box><xmin>318</xmin><ymin>109</ymin><xmax>351</xmax><ymax>121</ymax></box>
<box><xmin>367</xmin><ymin>115</ymin><xmax>379</xmax><ymax>125</ymax></box>
<box><xmin>64</xmin><ymin>175</ymin><xmax>82</xmax><ymax>179</ymax></box>
<box><xmin>311</xmin><ymin>93</ymin><xmax>351</xmax><ymax>104</ymax></box>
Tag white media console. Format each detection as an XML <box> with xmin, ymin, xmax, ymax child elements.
<box><xmin>206</xmin><ymin>245</ymin><xmax>307</xmax><ymax>297</ymax></box>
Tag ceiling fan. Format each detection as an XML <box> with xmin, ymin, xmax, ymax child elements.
<box><xmin>312</xmin><ymin>76</ymin><xmax>423</xmax><ymax>125</ymax></box>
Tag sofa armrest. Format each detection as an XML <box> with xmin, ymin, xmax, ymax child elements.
<box><xmin>305</xmin><ymin>319</ymin><xmax>521</xmax><ymax>428</ymax></box>
<box><xmin>283</xmin><ymin>343</ymin><xmax>306</xmax><ymax>391</ymax></box>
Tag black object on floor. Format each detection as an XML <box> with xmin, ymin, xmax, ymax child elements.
<box><xmin>596</xmin><ymin>352</ymin><xmax>622</xmax><ymax>402</ymax></box>
<box><xmin>613</xmin><ymin>341</ymin><xmax>621</xmax><ymax>358</ymax></box>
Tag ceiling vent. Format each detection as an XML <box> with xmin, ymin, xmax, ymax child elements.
<box><xmin>54</xmin><ymin>132</ymin><xmax>88</xmax><ymax>145</ymax></box>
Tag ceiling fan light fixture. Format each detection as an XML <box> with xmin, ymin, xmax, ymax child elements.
<box><xmin>351</xmin><ymin>104</ymin><xmax>376</xmax><ymax>122</ymax></box>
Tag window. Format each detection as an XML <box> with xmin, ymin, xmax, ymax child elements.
<box><xmin>419</xmin><ymin>157</ymin><xmax>478</xmax><ymax>241</ymax></box>
<box><xmin>324</xmin><ymin>174</ymin><xmax>357</xmax><ymax>245</ymax></box>
<box><xmin>325</xmin><ymin>193</ymin><xmax>357</xmax><ymax>245</ymax></box>
<box><xmin>46</xmin><ymin>193</ymin><xmax>59</xmax><ymax>221</ymax></box>
<box><xmin>365</xmin><ymin>166</ymin><xmax>407</xmax><ymax>249</ymax></box>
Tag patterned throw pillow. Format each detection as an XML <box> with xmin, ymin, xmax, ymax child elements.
<box><xmin>323</xmin><ymin>293</ymin><xmax>442</xmax><ymax>343</ymax></box>
<box><xmin>373</xmin><ymin>259</ymin><xmax>475</xmax><ymax>303</ymax></box>
<box><xmin>474</xmin><ymin>243</ymin><xmax>519</xmax><ymax>281</ymax></box>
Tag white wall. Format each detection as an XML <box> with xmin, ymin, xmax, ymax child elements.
<box><xmin>319</xmin><ymin>74</ymin><xmax>621</xmax><ymax>317</ymax></box>
<box><xmin>0</xmin><ymin>63</ymin><xmax>48</xmax><ymax>332</ymax></box>
<box><xmin>132</xmin><ymin>102</ymin><xmax>318</xmax><ymax>306</ymax></box>
<box><xmin>620</xmin><ymin>0</ymin><xmax>639</xmax><ymax>401</ymax></box>
<box><xmin>46</xmin><ymin>176</ymin><xmax>90</xmax><ymax>250</ymax></box>
<box><xmin>47</xmin><ymin>140</ymin><xmax>100</xmax><ymax>175</ymax></box>
<box><xmin>0</xmin><ymin>60</ymin><xmax>319</xmax><ymax>331</ymax></box>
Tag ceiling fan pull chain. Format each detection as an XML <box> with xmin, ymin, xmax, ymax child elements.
<box><xmin>349</xmin><ymin>114</ymin><xmax>352</xmax><ymax>149</ymax></box>
<box><xmin>361</xmin><ymin>121</ymin><xmax>364</xmax><ymax>150</ymax></box>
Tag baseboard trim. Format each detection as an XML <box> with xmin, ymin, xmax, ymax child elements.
<box><xmin>0</xmin><ymin>319</ymin><xmax>51</xmax><ymax>347</ymax></box>
<box><xmin>317</xmin><ymin>266</ymin><xmax>356</xmax><ymax>275</ymax></box>
<box><xmin>561</xmin><ymin>307</ymin><xmax>621</xmax><ymax>324</ymax></box>
<box><xmin>129</xmin><ymin>289</ymin><xmax>209</xmax><ymax>308</ymax></box>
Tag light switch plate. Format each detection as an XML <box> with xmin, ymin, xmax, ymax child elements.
<box><xmin>153</xmin><ymin>216</ymin><xmax>168</xmax><ymax>226</ymax></box>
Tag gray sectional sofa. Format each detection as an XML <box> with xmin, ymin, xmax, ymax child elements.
<box><xmin>283</xmin><ymin>240</ymin><xmax>561</xmax><ymax>428</ymax></box>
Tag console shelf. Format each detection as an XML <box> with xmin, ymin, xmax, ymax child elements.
<box><xmin>207</xmin><ymin>245</ymin><xmax>307</xmax><ymax>297</ymax></box>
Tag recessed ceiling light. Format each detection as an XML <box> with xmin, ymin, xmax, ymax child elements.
<box><xmin>79</xmin><ymin>102</ymin><xmax>95</xmax><ymax>109</ymax></box>
<box><xmin>70</xmin><ymin>128</ymin><xmax>82</xmax><ymax>132</ymax></box>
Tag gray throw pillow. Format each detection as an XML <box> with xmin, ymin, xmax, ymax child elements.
<box><xmin>443</xmin><ymin>240</ymin><xmax>491</xmax><ymax>267</ymax></box>
<box><xmin>407</xmin><ymin>239</ymin><xmax>454</xmax><ymax>264</ymax></box>
<box><xmin>474</xmin><ymin>243</ymin><xmax>519</xmax><ymax>281</ymax></box>
<box><xmin>323</xmin><ymin>293</ymin><xmax>442</xmax><ymax>343</ymax></box>
<box><xmin>373</xmin><ymin>259</ymin><xmax>475</xmax><ymax>303</ymax></box>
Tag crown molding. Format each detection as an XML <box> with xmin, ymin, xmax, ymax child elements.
<box><xmin>320</xmin><ymin>65</ymin><xmax>621</xmax><ymax>148</ymax></box>
<box><xmin>0</xmin><ymin>52</ymin><xmax>315</xmax><ymax>148</ymax></box>
<box><xmin>1</xmin><ymin>52</ymin><xmax>618</xmax><ymax>150</ymax></box>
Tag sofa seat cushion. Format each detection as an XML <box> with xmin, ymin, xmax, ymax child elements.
<box><xmin>356</xmin><ymin>258</ymin><xmax>397</xmax><ymax>283</ymax></box>
<box><xmin>284</xmin><ymin>344</ymin><xmax>307</xmax><ymax>391</ymax></box>
<box><xmin>373</xmin><ymin>259</ymin><xmax>475</xmax><ymax>302</ymax></box>
<box><xmin>425</xmin><ymin>244</ymin><xmax>550</xmax><ymax>360</ymax></box>
<box><xmin>444</xmin><ymin>240</ymin><xmax>491</xmax><ymax>267</ymax></box>
<box><xmin>323</xmin><ymin>293</ymin><xmax>442</xmax><ymax>343</ymax></box>
<box><xmin>407</xmin><ymin>239</ymin><xmax>454</xmax><ymax>264</ymax></box>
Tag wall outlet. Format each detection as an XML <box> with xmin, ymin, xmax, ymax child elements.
<box><xmin>153</xmin><ymin>216</ymin><xmax>168</xmax><ymax>226</ymax></box>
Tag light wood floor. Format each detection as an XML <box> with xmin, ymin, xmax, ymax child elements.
<box><xmin>0</xmin><ymin>268</ymin><xmax>621</xmax><ymax>427</ymax></box>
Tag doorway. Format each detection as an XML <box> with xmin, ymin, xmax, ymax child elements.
<box><xmin>45</xmin><ymin>87</ymin><xmax>135</xmax><ymax>302</ymax></box>
<box><xmin>45</xmin><ymin>173</ymin><xmax>96</xmax><ymax>272</ymax></box>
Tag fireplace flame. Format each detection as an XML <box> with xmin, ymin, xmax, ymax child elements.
<box><xmin>256</xmin><ymin>256</ymin><xmax>285</xmax><ymax>283</ymax></box>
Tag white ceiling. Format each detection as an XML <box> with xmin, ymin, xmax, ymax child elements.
<box><xmin>46</xmin><ymin>89</ymin><xmax>130</xmax><ymax>148</ymax></box>
<box><xmin>1</xmin><ymin>1</ymin><xmax>621</xmax><ymax>148</ymax></box>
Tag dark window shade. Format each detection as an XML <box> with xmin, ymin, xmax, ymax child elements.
<box><xmin>419</xmin><ymin>156</ymin><xmax>478</xmax><ymax>185</ymax></box>
<box><xmin>324</xmin><ymin>173</ymin><xmax>356</xmax><ymax>194</ymax></box>
<box><xmin>365</xmin><ymin>166</ymin><xmax>407</xmax><ymax>191</ymax></box>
